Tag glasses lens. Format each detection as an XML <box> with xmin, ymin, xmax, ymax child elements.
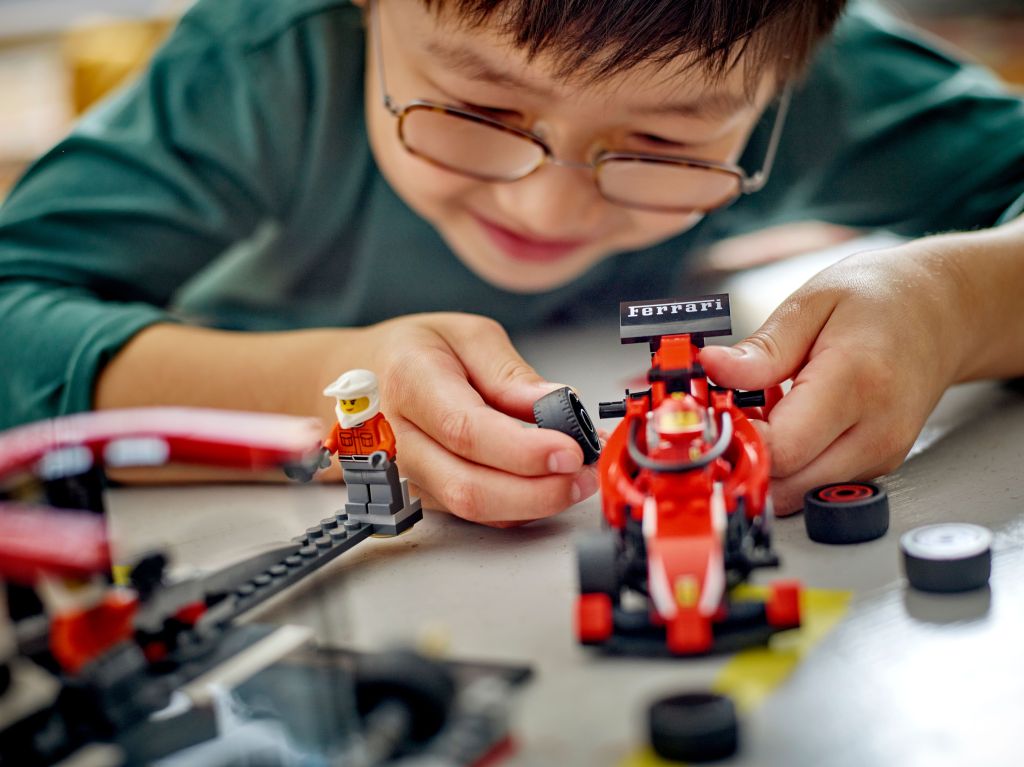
<box><xmin>399</xmin><ymin>106</ymin><xmax>545</xmax><ymax>181</ymax></box>
<box><xmin>597</xmin><ymin>159</ymin><xmax>742</xmax><ymax>213</ymax></box>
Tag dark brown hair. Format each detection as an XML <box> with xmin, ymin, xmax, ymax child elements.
<box><xmin>420</xmin><ymin>0</ymin><xmax>847</xmax><ymax>88</ymax></box>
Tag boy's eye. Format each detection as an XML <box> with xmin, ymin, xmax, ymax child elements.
<box><xmin>633</xmin><ymin>132</ymin><xmax>688</xmax><ymax>150</ymax></box>
<box><xmin>460</xmin><ymin>102</ymin><xmax>523</xmax><ymax>121</ymax></box>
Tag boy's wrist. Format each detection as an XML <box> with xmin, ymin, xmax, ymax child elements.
<box><xmin>924</xmin><ymin>222</ymin><xmax>1024</xmax><ymax>383</ymax></box>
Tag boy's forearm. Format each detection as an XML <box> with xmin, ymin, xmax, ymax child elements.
<box><xmin>942</xmin><ymin>214</ymin><xmax>1024</xmax><ymax>383</ymax></box>
<box><xmin>95</xmin><ymin>324</ymin><xmax>356</xmax><ymax>417</ymax></box>
<box><xmin>94</xmin><ymin>323</ymin><xmax>363</xmax><ymax>482</ymax></box>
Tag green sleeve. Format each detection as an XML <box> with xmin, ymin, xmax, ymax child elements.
<box><xmin>996</xmin><ymin>192</ymin><xmax>1024</xmax><ymax>225</ymax></box>
<box><xmin>0</xmin><ymin>3</ymin><xmax>315</xmax><ymax>428</ymax></box>
<box><xmin>721</xmin><ymin>1</ymin><xmax>1024</xmax><ymax>237</ymax></box>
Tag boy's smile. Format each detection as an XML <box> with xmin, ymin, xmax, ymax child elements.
<box><xmin>364</xmin><ymin>0</ymin><xmax>778</xmax><ymax>294</ymax></box>
<box><xmin>469</xmin><ymin>211</ymin><xmax>593</xmax><ymax>264</ymax></box>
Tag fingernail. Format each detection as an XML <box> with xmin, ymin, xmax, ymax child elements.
<box><xmin>725</xmin><ymin>345</ymin><xmax>749</xmax><ymax>358</ymax></box>
<box><xmin>571</xmin><ymin>467</ymin><xmax>600</xmax><ymax>503</ymax></box>
<box><xmin>548</xmin><ymin>449</ymin><xmax>582</xmax><ymax>474</ymax></box>
<box><xmin>535</xmin><ymin>381</ymin><xmax>570</xmax><ymax>392</ymax></box>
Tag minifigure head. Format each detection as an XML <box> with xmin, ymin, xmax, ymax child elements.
<box><xmin>339</xmin><ymin>397</ymin><xmax>371</xmax><ymax>415</ymax></box>
<box><xmin>654</xmin><ymin>395</ymin><xmax>704</xmax><ymax>439</ymax></box>
<box><xmin>361</xmin><ymin>0</ymin><xmax>845</xmax><ymax>293</ymax></box>
<box><xmin>323</xmin><ymin>369</ymin><xmax>382</xmax><ymax>428</ymax></box>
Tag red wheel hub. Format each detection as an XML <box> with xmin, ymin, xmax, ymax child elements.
<box><xmin>817</xmin><ymin>483</ymin><xmax>874</xmax><ymax>503</ymax></box>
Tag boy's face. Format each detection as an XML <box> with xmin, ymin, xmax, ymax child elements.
<box><xmin>365</xmin><ymin>0</ymin><xmax>777</xmax><ymax>294</ymax></box>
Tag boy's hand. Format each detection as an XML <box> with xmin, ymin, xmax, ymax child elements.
<box><xmin>334</xmin><ymin>313</ymin><xmax>599</xmax><ymax>526</ymax></box>
<box><xmin>700</xmin><ymin>243</ymin><xmax>970</xmax><ymax>514</ymax></box>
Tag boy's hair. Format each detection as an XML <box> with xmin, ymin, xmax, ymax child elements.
<box><xmin>421</xmin><ymin>0</ymin><xmax>847</xmax><ymax>89</ymax></box>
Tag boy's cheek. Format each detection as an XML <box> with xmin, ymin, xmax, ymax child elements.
<box><xmin>364</xmin><ymin>107</ymin><xmax>478</xmax><ymax>218</ymax></box>
<box><xmin>613</xmin><ymin>211</ymin><xmax>706</xmax><ymax>253</ymax></box>
<box><xmin>380</xmin><ymin>151</ymin><xmax>482</xmax><ymax>220</ymax></box>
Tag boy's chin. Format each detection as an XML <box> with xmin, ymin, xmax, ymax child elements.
<box><xmin>453</xmin><ymin>247</ymin><xmax>597</xmax><ymax>295</ymax></box>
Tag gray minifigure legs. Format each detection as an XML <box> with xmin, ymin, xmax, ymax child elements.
<box><xmin>339</xmin><ymin>459</ymin><xmax>423</xmax><ymax>537</ymax></box>
<box><xmin>341</xmin><ymin>460</ymin><xmax>403</xmax><ymax>516</ymax></box>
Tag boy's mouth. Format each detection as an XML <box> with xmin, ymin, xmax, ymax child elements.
<box><xmin>471</xmin><ymin>212</ymin><xmax>590</xmax><ymax>263</ymax></box>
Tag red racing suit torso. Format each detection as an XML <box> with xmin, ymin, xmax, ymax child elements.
<box><xmin>323</xmin><ymin>412</ymin><xmax>396</xmax><ymax>460</ymax></box>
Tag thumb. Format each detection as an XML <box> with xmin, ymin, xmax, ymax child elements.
<box><xmin>700</xmin><ymin>294</ymin><xmax>834</xmax><ymax>390</ymax></box>
<box><xmin>435</xmin><ymin>315</ymin><xmax>568</xmax><ymax>420</ymax></box>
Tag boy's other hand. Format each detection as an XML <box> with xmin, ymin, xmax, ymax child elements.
<box><xmin>341</xmin><ymin>313</ymin><xmax>598</xmax><ymax>526</ymax></box>
<box><xmin>700</xmin><ymin>243</ymin><xmax>969</xmax><ymax>514</ymax></box>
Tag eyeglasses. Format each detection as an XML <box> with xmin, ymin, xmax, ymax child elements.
<box><xmin>370</xmin><ymin>0</ymin><xmax>791</xmax><ymax>215</ymax></box>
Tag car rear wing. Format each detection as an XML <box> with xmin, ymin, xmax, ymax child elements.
<box><xmin>619</xmin><ymin>294</ymin><xmax>732</xmax><ymax>345</ymax></box>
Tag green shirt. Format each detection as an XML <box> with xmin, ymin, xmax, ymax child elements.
<box><xmin>1</xmin><ymin>0</ymin><xmax>1023</xmax><ymax>428</ymax></box>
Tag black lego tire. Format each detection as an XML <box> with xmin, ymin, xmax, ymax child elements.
<box><xmin>353</xmin><ymin>649</ymin><xmax>457</xmax><ymax>746</ymax></box>
<box><xmin>648</xmin><ymin>691</ymin><xmax>739</xmax><ymax>763</ymax></box>
<box><xmin>533</xmin><ymin>386</ymin><xmax>602</xmax><ymax>464</ymax></box>
<box><xmin>576</xmin><ymin>531</ymin><xmax>620</xmax><ymax>597</ymax></box>
<box><xmin>900</xmin><ymin>523</ymin><xmax>993</xmax><ymax>593</ymax></box>
<box><xmin>803</xmin><ymin>481</ymin><xmax>889</xmax><ymax>544</ymax></box>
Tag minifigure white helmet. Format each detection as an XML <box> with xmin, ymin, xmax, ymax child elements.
<box><xmin>324</xmin><ymin>369</ymin><xmax>381</xmax><ymax>428</ymax></box>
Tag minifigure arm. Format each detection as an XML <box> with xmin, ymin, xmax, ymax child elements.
<box><xmin>321</xmin><ymin>422</ymin><xmax>342</xmax><ymax>455</ymax></box>
<box><xmin>375</xmin><ymin>416</ymin><xmax>397</xmax><ymax>460</ymax></box>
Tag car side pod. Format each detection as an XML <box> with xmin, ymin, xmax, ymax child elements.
<box><xmin>577</xmin><ymin>594</ymin><xmax>615</xmax><ymax>644</ymax></box>
<box><xmin>765</xmin><ymin>580</ymin><xmax>802</xmax><ymax>628</ymax></box>
<box><xmin>803</xmin><ymin>482</ymin><xmax>890</xmax><ymax>544</ymax></box>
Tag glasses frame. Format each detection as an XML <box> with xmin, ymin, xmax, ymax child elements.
<box><xmin>370</xmin><ymin>0</ymin><xmax>792</xmax><ymax>215</ymax></box>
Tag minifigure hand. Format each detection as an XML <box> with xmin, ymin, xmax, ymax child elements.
<box><xmin>700</xmin><ymin>243</ymin><xmax>967</xmax><ymax>514</ymax></box>
<box><xmin>355</xmin><ymin>313</ymin><xmax>599</xmax><ymax>525</ymax></box>
<box><xmin>368</xmin><ymin>450</ymin><xmax>390</xmax><ymax>470</ymax></box>
<box><xmin>283</xmin><ymin>461</ymin><xmax>316</xmax><ymax>483</ymax></box>
<box><xmin>284</xmin><ymin>447</ymin><xmax>331</xmax><ymax>483</ymax></box>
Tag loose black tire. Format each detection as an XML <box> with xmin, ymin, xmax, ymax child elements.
<box><xmin>533</xmin><ymin>387</ymin><xmax>602</xmax><ymax>464</ymax></box>
<box><xmin>648</xmin><ymin>692</ymin><xmax>739</xmax><ymax>762</ymax></box>
<box><xmin>804</xmin><ymin>482</ymin><xmax>889</xmax><ymax>544</ymax></box>
<box><xmin>900</xmin><ymin>523</ymin><xmax>993</xmax><ymax>593</ymax></box>
<box><xmin>576</xmin><ymin>531</ymin><xmax>621</xmax><ymax>598</ymax></box>
<box><xmin>353</xmin><ymin>649</ymin><xmax>456</xmax><ymax>746</ymax></box>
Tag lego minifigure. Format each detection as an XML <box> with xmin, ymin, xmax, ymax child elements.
<box><xmin>321</xmin><ymin>369</ymin><xmax>403</xmax><ymax>516</ymax></box>
<box><xmin>290</xmin><ymin>369</ymin><xmax>423</xmax><ymax>536</ymax></box>
<box><xmin>647</xmin><ymin>394</ymin><xmax>709</xmax><ymax>464</ymax></box>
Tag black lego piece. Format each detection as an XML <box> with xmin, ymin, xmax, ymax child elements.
<box><xmin>533</xmin><ymin>387</ymin><xmax>602</xmax><ymax>464</ymax></box>
<box><xmin>619</xmin><ymin>295</ymin><xmax>732</xmax><ymax>344</ymax></box>
<box><xmin>200</xmin><ymin>514</ymin><xmax>377</xmax><ymax>628</ymax></box>
<box><xmin>648</xmin><ymin>691</ymin><xmax>739</xmax><ymax>762</ymax></box>
<box><xmin>354</xmin><ymin>648</ymin><xmax>457</xmax><ymax>750</ymax></box>
<box><xmin>803</xmin><ymin>482</ymin><xmax>889</xmax><ymax>544</ymax></box>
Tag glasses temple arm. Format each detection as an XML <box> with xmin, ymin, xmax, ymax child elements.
<box><xmin>370</xmin><ymin>0</ymin><xmax>401</xmax><ymax>116</ymax></box>
<box><xmin>743</xmin><ymin>83</ymin><xmax>792</xmax><ymax>193</ymax></box>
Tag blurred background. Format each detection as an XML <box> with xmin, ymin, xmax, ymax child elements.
<box><xmin>1</xmin><ymin>0</ymin><xmax>1022</xmax><ymax>202</ymax></box>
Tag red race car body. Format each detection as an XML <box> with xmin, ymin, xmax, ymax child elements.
<box><xmin>576</xmin><ymin>295</ymin><xmax>801</xmax><ymax>655</ymax></box>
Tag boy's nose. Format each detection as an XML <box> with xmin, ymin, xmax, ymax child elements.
<box><xmin>491</xmin><ymin>162</ymin><xmax>606</xmax><ymax>238</ymax></box>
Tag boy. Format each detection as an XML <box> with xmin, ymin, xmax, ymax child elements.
<box><xmin>0</xmin><ymin>0</ymin><xmax>1022</xmax><ymax>524</ymax></box>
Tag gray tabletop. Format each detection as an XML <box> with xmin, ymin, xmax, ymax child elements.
<box><xmin>108</xmin><ymin>241</ymin><xmax>1024</xmax><ymax>767</ymax></box>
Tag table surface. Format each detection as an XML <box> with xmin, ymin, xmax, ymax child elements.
<box><xmin>106</xmin><ymin>243</ymin><xmax>1024</xmax><ymax>767</ymax></box>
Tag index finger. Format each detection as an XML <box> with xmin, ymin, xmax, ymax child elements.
<box><xmin>387</xmin><ymin>345</ymin><xmax>584</xmax><ymax>477</ymax></box>
<box><xmin>763</xmin><ymin>348</ymin><xmax>859</xmax><ymax>479</ymax></box>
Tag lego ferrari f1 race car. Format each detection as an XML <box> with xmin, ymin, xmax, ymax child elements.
<box><xmin>549</xmin><ymin>295</ymin><xmax>802</xmax><ymax>656</ymax></box>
